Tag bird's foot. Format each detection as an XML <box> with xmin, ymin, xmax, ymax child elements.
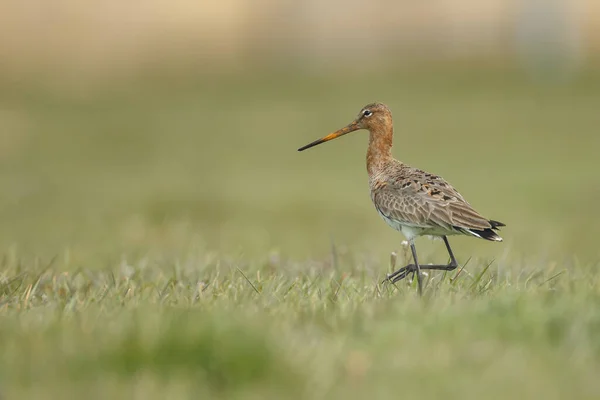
<box><xmin>382</xmin><ymin>264</ymin><xmax>417</xmax><ymax>284</ymax></box>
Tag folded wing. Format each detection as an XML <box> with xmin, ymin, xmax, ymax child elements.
<box><xmin>372</xmin><ymin>170</ymin><xmax>504</xmax><ymax>241</ymax></box>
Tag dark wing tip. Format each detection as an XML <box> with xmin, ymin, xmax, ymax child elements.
<box><xmin>463</xmin><ymin>227</ymin><xmax>503</xmax><ymax>242</ymax></box>
<box><xmin>489</xmin><ymin>220</ymin><xmax>506</xmax><ymax>229</ymax></box>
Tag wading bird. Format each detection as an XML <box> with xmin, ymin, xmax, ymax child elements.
<box><xmin>298</xmin><ymin>103</ymin><xmax>504</xmax><ymax>296</ymax></box>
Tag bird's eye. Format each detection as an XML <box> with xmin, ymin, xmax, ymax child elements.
<box><xmin>363</xmin><ymin>110</ymin><xmax>373</xmax><ymax>117</ymax></box>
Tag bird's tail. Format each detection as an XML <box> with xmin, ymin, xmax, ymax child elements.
<box><xmin>464</xmin><ymin>220</ymin><xmax>505</xmax><ymax>242</ymax></box>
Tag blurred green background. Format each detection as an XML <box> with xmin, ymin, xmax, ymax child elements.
<box><xmin>1</xmin><ymin>1</ymin><xmax>600</xmax><ymax>398</ymax></box>
<box><xmin>2</xmin><ymin>69</ymin><xmax>599</xmax><ymax>262</ymax></box>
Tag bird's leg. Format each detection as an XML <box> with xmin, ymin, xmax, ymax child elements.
<box><xmin>441</xmin><ymin>236</ymin><xmax>458</xmax><ymax>269</ymax></box>
<box><xmin>384</xmin><ymin>241</ymin><xmax>415</xmax><ymax>282</ymax></box>
<box><xmin>410</xmin><ymin>241</ymin><xmax>423</xmax><ymax>296</ymax></box>
<box><xmin>384</xmin><ymin>237</ymin><xmax>459</xmax><ymax>286</ymax></box>
<box><xmin>383</xmin><ymin>241</ymin><xmax>423</xmax><ymax>295</ymax></box>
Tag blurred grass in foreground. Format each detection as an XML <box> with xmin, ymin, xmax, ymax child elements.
<box><xmin>1</xmin><ymin>252</ymin><xmax>599</xmax><ymax>399</ymax></box>
<box><xmin>0</xmin><ymin>67</ymin><xmax>599</xmax><ymax>398</ymax></box>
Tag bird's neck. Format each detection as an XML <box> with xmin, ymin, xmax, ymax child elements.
<box><xmin>366</xmin><ymin>126</ymin><xmax>394</xmax><ymax>175</ymax></box>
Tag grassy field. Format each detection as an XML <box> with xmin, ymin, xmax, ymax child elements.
<box><xmin>1</xmin><ymin>67</ymin><xmax>600</xmax><ymax>399</ymax></box>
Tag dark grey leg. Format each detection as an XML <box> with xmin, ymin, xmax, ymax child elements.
<box><xmin>384</xmin><ymin>236</ymin><xmax>458</xmax><ymax>288</ymax></box>
<box><xmin>410</xmin><ymin>241</ymin><xmax>423</xmax><ymax>296</ymax></box>
<box><xmin>442</xmin><ymin>236</ymin><xmax>458</xmax><ymax>268</ymax></box>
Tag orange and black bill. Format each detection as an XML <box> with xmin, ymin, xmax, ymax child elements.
<box><xmin>298</xmin><ymin>122</ymin><xmax>360</xmax><ymax>151</ymax></box>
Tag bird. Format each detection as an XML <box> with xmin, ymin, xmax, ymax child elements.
<box><xmin>297</xmin><ymin>103</ymin><xmax>505</xmax><ymax>296</ymax></box>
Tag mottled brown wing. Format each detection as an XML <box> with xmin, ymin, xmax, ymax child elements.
<box><xmin>372</xmin><ymin>174</ymin><xmax>492</xmax><ymax>231</ymax></box>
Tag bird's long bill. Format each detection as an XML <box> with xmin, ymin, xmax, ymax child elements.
<box><xmin>297</xmin><ymin>121</ymin><xmax>359</xmax><ymax>152</ymax></box>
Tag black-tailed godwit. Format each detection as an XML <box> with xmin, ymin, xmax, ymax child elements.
<box><xmin>298</xmin><ymin>103</ymin><xmax>505</xmax><ymax>295</ymax></box>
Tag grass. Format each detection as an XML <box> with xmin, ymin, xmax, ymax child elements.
<box><xmin>1</xmin><ymin>66</ymin><xmax>600</xmax><ymax>398</ymax></box>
